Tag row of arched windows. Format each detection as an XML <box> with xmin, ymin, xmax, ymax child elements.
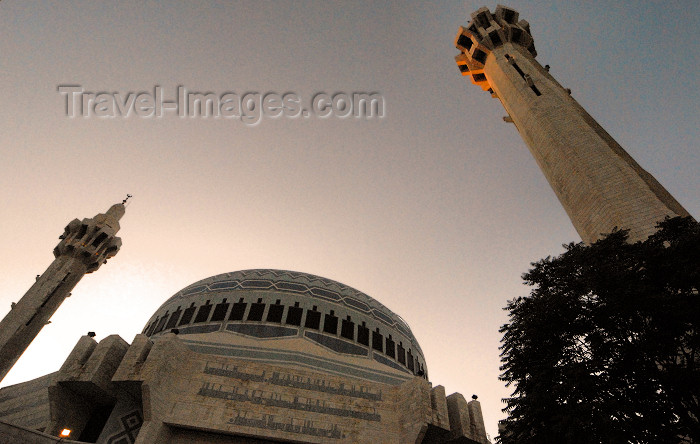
<box><xmin>144</xmin><ymin>296</ymin><xmax>426</xmax><ymax>377</ymax></box>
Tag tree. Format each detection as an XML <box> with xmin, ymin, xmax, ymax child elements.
<box><xmin>498</xmin><ymin>217</ymin><xmax>700</xmax><ymax>444</ymax></box>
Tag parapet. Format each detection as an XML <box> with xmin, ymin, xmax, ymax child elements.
<box><xmin>53</xmin><ymin>205</ymin><xmax>124</xmax><ymax>273</ymax></box>
<box><xmin>454</xmin><ymin>5</ymin><xmax>535</xmax><ymax>92</ymax></box>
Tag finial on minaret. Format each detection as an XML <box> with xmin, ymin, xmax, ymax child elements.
<box><xmin>103</xmin><ymin>194</ymin><xmax>131</xmax><ymax>223</ymax></box>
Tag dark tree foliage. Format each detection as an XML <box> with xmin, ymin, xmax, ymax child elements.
<box><xmin>498</xmin><ymin>217</ymin><xmax>699</xmax><ymax>444</ymax></box>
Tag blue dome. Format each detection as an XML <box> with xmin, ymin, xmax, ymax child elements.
<box><xmin>143</xmin><ymin>270</ymin><xmax>427</xmax><ymax>385</ymax></box>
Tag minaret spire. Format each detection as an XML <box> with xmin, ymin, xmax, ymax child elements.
<box><xmin>454</xmin><ymin>6</ymin><xmax>690</xmax><ymax>243</ymax></box>
<box><xmin>0</xmin><ymin>201</ymin><xmax>127</xmax><ymax>382</ymax></box>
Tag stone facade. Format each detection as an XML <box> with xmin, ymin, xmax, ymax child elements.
<box><xmin>0</xmin><ymin>269</ymin><xmax>490</xmax><ymax>443</ymax></box>
<box><xmin>0</xmin><ymin>330</ymin><xmax>490</xmax><ymax>443</ymax></box>
<box><xmin>0</xmin><ymin>373</ymin><xmax>54</xmax><ymax>433</ymax></box>
<box><xmin>454</xmin><ymin>6</ymin><xmax>691</xmax><ymax>243</ymax></box>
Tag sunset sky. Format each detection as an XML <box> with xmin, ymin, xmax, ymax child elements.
<box><xmin>1</xmin><ymin>1</ymin><xmax>697</xmax><ymax>439</ymax></box>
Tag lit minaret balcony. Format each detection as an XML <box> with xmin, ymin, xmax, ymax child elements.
<box><xmin>454</xmin><ymin>6</ymin><xmax>690</xmax><ymax>243</ymax></box>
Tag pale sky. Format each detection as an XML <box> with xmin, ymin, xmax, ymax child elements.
<box><xmin>0</xmin><ymin>1</ymin><xmax>697</xmax><ymax>440</ymax></box>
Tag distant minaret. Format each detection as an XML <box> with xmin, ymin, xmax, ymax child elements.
<box><xmin>454</xmin><ymin>6</ymin><xmax>690</xmax><ymax>243</ymax></box>
<box><xmin>0</xmin><ymin>200</ymin><xmax>127</xmax><ymax>382</ymax></box>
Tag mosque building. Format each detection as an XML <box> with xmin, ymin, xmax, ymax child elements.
<box><xmin>0</xmin><ymin>203</ymin><xmax>490</xmax><ymax>444</ymax></box>
<box><xmin>1</xmin><ymin>4</ymin><xmax>693</xmax><ymax>444</ymax></box>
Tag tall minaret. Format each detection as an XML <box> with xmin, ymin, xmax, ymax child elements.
<box><xmin>454</xmin><ymin>6</ymin><xmax>690</xmax><ymax>244</ymax></box>
<box><xmin>0</xmin><ymin>200</ymin><xmax>127</xmax><ymax>382</ymax></box>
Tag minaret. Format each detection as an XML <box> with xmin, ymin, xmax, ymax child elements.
<box><xmin>0</xmin><ymin>200</ymin><xmax>127</xmax><ymax>382</ymax></box>
<box><xmin>454</xmin><ymin>6</ymin><xmax>690</xmax><ymax>244</ymax></box>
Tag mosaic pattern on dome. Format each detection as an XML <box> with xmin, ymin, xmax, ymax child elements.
<box><xmin>161</xmin><ymin>269</ymin><xmax>420</xmax><ymax>350</ymax></box>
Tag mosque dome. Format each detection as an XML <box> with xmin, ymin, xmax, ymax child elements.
<box><xmin>142</xmin><ymin>269</ymin><xmax>426</xmax><ymax>385</ymax></box>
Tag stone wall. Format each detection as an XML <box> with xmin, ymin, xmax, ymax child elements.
<box><xmin>0</xmin><ymin>372</ymin><xmax>55</xmax><ymax>432</ymax></box>
<box><xmin>0</xmin><ymin>332</ymin><xmax>490</xmax><ymax>444</ymax></box>
<box><xmin>0</xmin><ymin>419</ymin><xmax>85</xmax><ymax>444</ymax></box>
